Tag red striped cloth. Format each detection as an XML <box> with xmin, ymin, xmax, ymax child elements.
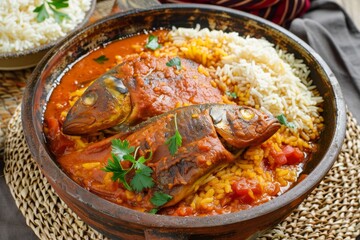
<box><xmin>159</xmin><ymin>0</ymin><xmax>311</xmax><ymax>27</ymax></box>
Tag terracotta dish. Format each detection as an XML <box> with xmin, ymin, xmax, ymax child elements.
<box><xmin>22</xmin><ymin>4</ymin><xmax>346</xmax><ymax>239</ymax></box>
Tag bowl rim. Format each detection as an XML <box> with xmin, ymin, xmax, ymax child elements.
<box><xmin>22</xmin><ymin>3</ymin><xmax>347</xmax><ymax>229</ymax></box>
<box><xmin>0</xmin><ymin>0</ymin><xmax>96</xmax><ymax>59</ymax></box>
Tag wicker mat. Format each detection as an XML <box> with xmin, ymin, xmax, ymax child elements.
<box><xmin>0</xmin><ymin>0</ymin><xmax>114</xmax><ymax>157</ymax></box>
<box><xmin>3</xmin><ymin>104</ymin><xmax>360</xmax><ymax>240</ymax></box>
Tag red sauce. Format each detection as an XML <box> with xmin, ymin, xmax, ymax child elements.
<box><xmin>45</xmin><ymin>32</ymin><xmax>158</xmax><ymax>128</ymax></box>
<box><xmin>43</xmin><ymin>30</ymin><xmax>310</xmax><ymax>216</ymax></box>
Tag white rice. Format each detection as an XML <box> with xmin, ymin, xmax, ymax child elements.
<box><xmin>170</xmin><ymin>26</ymin><xmax>324</xmax><ymax>132</ymax></box>
<box><xmin>0</xmin><ymin>0</ymin><xmax>91</xmax><ymax>53</ymax></box>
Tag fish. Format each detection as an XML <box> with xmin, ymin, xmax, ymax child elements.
<box><xmin>62</xmin><ymin>53</ymin><xmax>223</xmax><ymax>135</ymax></box>
<box><xmin>58</xmin><ymin>103</ymin><xmax>280</xmax><ymax>211</ymax></box>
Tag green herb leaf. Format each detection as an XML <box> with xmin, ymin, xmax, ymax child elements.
<box><xmin>103</xmin><ymin>139</ymin><xmax>154</xmax><ymax>192</ymax></box>
<box><xmin>93</xmin><ymin>55</ymin><xmax>109</xmax><ymax>64</ymax></box>
<box><xmin>135</xmin><ymin>150</ymin><xmax>152</xmax><ymax>165</ymax></box>
<box><xmin>103</xmin><ymin>154</ymin><xmax>132</xmax><ymax>190</ymax></box>
<box><xmin>145</xmin><ymin>35</ymin><xmax>161</xmax><ymax>50</ymax></box>
<box><xmin>226</xmin><ymin>91</ymin><xmax>237</xmax><ymax>99</ymax></box>
<box><xmin>131</xmin><ymin>153</ymin><xmax>155</xmax><ymax>192</ymax></box>
<box><xmin>150</xmin><ymin>192</ymin><xmax>173</xmax><ymax>207</ymax></box>
<box><xmin>51</xmin><ymin>8</ymin><xmax>70</xmax><ymax>23</ymax></box>
<box><xmin>33</xmin><ymin>4</ymin><xmax>49</xmax><ymax>23</ymax></box>
<box><xmin>165</xmin><ymin>113</ymin><xmax>182</xmax><ymax>156</ymax></box>
<box><xmin>111</xmin><ymin>139</ymin><xmax>135</xmax><ymax>159</ymax></box>
<box><xmin>134</xmin><ymin>156</ymin><xmax>152</xmax><ymax>175</ymax></box>
<box><xmin>166</xmin><ymin>131</ymin><xmax>182</xmax><ymax>155</ymax></box>
<box><xmin>33</xmin><ymin>0</ymin><xmax>70</xmax><ymax>23</ymax></box>
<box><xmin>166</xmin><ymin>57</ymin><xmax>182</xmax><ymax>70</ymax></box>
<box><xmin>131</xmin><ymin>171</ymin><xmax>154</xmax><ymax>192</ymax></box>
<box><xmin>276</xmin><ymin>114</ymin><xmax>296</xmax><ymax>128</ymax></box>
<box><xmin>148</xmin><ymin>209</ymin><xmax>158</xmax><ymax>214</ymax></box>
<box><xmin>136</xmin><ymin>163</ymin><xmax>153</xmax><ymax>176</ymax></box>
<box><xmin>123</xmin><ymin>153</ymin><xmax>136</xmax><ymax>164</ymax></box>
<box><xmin>48</xmin><ymin>0</ymin><xmax>69</xmax><ymax>9</ymax></box>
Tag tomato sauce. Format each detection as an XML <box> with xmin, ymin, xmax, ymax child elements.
<box><xmin>44</xmin><ymin>31</ymin><xmax>167</xmax><ymax>156</ymax></box>
<box><xmin>43</xmin><ymin>30</ymin><xmax>310</xmax><ymax>216</ymax></box>
<box><xmin>45</xmin><ymin>33</ymin><xmax>158</xmax><ymax>130</ymax></box>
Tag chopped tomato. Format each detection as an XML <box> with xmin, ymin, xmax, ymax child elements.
<box><xmin>270</xmin><ymin>149</ymin><xmax>287</xmax><ymax>167</ymax></box>
<box><xmin>269</xmin><ymin>145</ymin><xmax>305</xmax><ymax>167</ymax></box>
<box><xmin>282</xmin><ymin>145</ymin><xmax>304</xmax><ymax>165</ymax></box>
<box><xmin>231</xmin><ymin>178</ymin><xmax>262</xmax><ymax>204</ymax></box>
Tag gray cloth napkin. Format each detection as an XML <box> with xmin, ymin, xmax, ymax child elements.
<box><xmin>289</xmin><ymin>0</ymin><xmax>360</xmax><ymax>121</ymax></box>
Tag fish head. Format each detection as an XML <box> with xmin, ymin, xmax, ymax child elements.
<box><xmin>62</xmin><ymin>75</ymin><xmax>131</xmax><ymax>135</ymax></box>
<box><xmin>210</xmin><ymin>105</ymin><xmax>280</xmax><ymax>149</ymax></box>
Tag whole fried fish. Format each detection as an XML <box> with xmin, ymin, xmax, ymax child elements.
<box><xmin>59</xmin><ymin>104</ymin><xmax>280</xmax><ymax>211</ymax></box>
<box><xmin>62</xmin><ymin>53</ymin><xmax>223</xmax><ymax>135</ymax></box>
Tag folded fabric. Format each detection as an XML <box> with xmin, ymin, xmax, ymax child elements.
<box><xmin>159</xmin><ymin>0</ymin><xmax>311</xmax><ymax>26</ymax></box>
<box><xmin>289</xmin><ymin>0</ymin><xmax>360</xmax><ymax>121</ymax></box>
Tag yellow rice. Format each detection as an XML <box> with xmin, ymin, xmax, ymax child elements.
<box><xmin>152</xmin><ymin>26</ymin><xmax>324</xmax><ymax>213</ymax></box>
<box><xmin>65</xmin><ymin>27</ymin><xmax>324</xmax><ymax>214</ymax></box>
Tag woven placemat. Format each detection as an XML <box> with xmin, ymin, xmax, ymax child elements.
<box><xmin>0</xmin><ymin>0</ymin><xmax>115</xmax><ymax>157</ymax></box>
<box><xmin>0</xmin><ymin>70</ymin><xmax>31</xmax><ymax>155</ymax></box>
<box><xmin>3</xmin><ymin>104</ymin><xmax>360</xmax><ymax>239</ymax></box>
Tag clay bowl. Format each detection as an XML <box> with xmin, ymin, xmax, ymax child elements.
<box><xmin>22</xmin><ymin>4</ymin><xmax>346</xmax><ymax>240</ymax></box>
<box><xmin>0</xmin><ymin>0</ymin><xmax>96</xmax><ymax>70</ymax></box>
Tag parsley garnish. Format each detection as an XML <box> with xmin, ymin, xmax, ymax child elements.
<box><xmin>93</xmin><ymin>55</ymin><xmax>109</xmax><ymax>64</ymax></box>
<box><xmin>226</xmin><ymin>91</ymin><xmax>237</xmax><ymax>99</ymax></box>
<box><xmin>145</xmin><ymin>35</ymin><xmax>161</xmax><ymax>50</ymax></box>
<box><xmin>165</xmin><ymin>113</ymin><xmax>182</xmax><ymax>156</ymax></box>
<box><xmin>276</xmin><ymin>114</ymin><xmax>296</xmax><ymax>128</ymax></box>
<box><xmin>150</xmin><ymin>192</ymin><xmax>173</xmax><ymax>207</ymax></box>
<box><xmin>148</xmin><ymin>209</ymin><xmax>158</xmax><ymax>214</ymax></box>
<box><xmin>166</xmin><ymin>57</ymin><xmax>182</xmax><ymax>70</ymax></box>
<box><xmin>33</xmin><ymin>0</ymin><xmax>70</xmax><ymax>23</ymax></box>
<box><xmin>103</xmin><ymin>139</ymin><xmax>154</xmax><ymax>192</ymax></box>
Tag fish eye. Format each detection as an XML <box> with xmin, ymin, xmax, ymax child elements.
<box><xmin>82</xmin><ymin>91</ymin><xmax>98</xmax><ymax>106</ymax></box>
<box><xmin>240</xmin><ymin>108</ymin><xmax>255</xmax><ymax>121</ymax></box>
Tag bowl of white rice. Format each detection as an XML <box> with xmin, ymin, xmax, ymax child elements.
<box><xmin>0</xmin><ymin>0</ymin><xmax>96</xmax><ymax>70</ymax></box>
